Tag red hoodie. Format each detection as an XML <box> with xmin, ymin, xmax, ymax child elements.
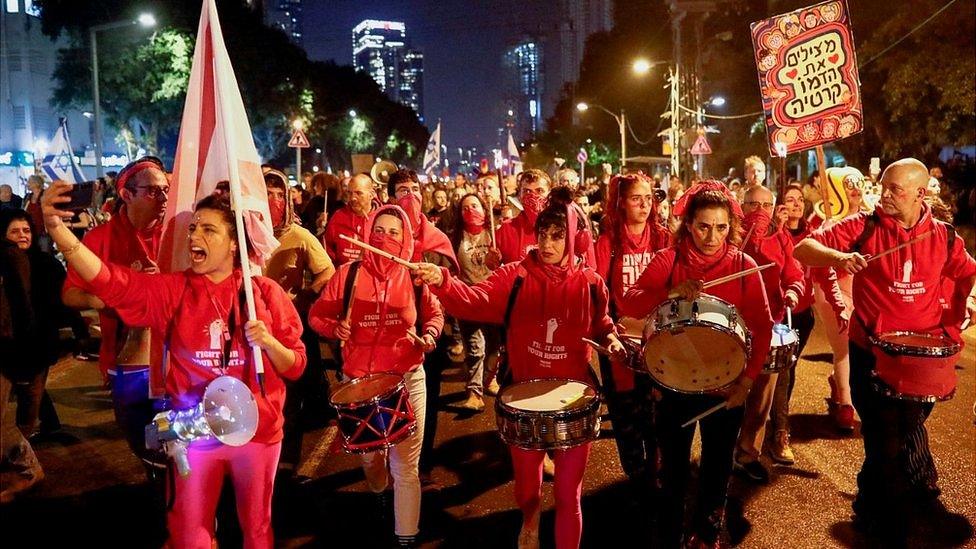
<box><xmin>431</xmin><ymin>204</ymin><xmax>615</xmax><ymax>383</ymax></box>
<box><xmin>323</xmin><ymin>205</ymin><xmax>371</xmax><ymax>265</ymax></box>
<box><xmin>84</xmin><ymin>265</ymin><xmax>306</xmax><ymax>444</ymax></box>
<box><xmin>595</xmin><ymin>222</ymin><xmax>670</xmax><ymax>391</ymax></box>
<box><xmin>496</xmin><ymin>210</ymin><xmax>598</xmax><ymax>268</ymax></box>
<box><xmin>309</xmin><ymin>205</ymin><xmax>445</xmax><ymax>378</ymax></box>
<box><xmin>811</xmin><ymin>204</ymin><xmax>976</xmax><ymax>345</ymax></box>
<box><xmin>741</xmin><ymin>212</ymin><xmax>806</xmax><ymax>323</ymax></box>
<box><xmin>621</xmin><ymin>241</ymin><xmax>774</xmax><ymax>381</ymax></box>
<box><xmin>63</xmin><ymin>207</ymin><xmax>164</xmax><ymax>383</ymax></box>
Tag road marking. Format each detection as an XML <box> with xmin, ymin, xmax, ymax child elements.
<box><xmin>299</xmin><ymin>422</ymin><xmax>341</xmax><ymax>477</ymax></box>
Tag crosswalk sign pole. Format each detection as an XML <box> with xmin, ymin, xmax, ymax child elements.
<box><xmin>296</xmin><ymin>147</ymin><xmax>302</xmax><ymax>188</ymax></box>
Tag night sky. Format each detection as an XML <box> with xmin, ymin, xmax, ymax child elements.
<box><xmin>303</xmin><ymin>0</ymin><xmax>556</xmax><ymax>150</ymax></box>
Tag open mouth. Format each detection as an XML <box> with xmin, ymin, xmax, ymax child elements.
<box><xmin>190</xmin><ymin>245</ymin><xmax>207</xmax><ymax>263</ymax></box>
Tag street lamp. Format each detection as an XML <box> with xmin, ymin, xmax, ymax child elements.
<box><xmin>709</xmin><ymin>96</ymin><xmax>726</xmax><ymax>107</ymax></box>
<box><xmin>348</xmin><ymin>109</ymin><xmax>357</xmax><ymax>118</ymax></box>
<box><xmin>90</xmin><ymin>13</ymin><xmax>156</xmax><ymax>177</ymax></box>
<box><xmin>576</xmin><ymin>102</ymin><xmax>628</xmax><ymax>168</ymax></box>
<box><xmin>632</xmin><ymin>58</ymin><xmax>652</xmax><ymax>75</ymax></box>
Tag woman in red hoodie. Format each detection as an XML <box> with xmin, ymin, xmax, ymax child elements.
<box><xmin>309</xmin><ymin>205</ymin><xmax>444</xmax><ymax>548</ymax></box>
<box><xmin>42</xmin><ymin>188</ymin><xmax>306</xmax><ymax>549</ymax></box>
<box><xmin>622</xmin><ymin>181</ymin><xmax>772</xmax><ymax>549</ymax></box>
<box><xmin>594</xmin><ymin>173</ymin><xmax>670</xmax><ymax>492</ymax></box>
<box><xmin>414</xmin><ymin>187</ymin><xmax>626</xmax><ymax>549</ymax></box>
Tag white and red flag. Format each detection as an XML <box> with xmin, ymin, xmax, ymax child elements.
<box><xmin>159</xmin><ymin>0</ymin><xmax>278</xmax><ymax>273</ymax></box>
<box><xmin>159</xmin><ymin>0</ymin><xmax>278</xmax><ymax>386</ymax></box>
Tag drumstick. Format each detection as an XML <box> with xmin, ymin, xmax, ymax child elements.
<box><xmin>740</xmin><ymin>224</ymin><xmax>756</xmax><ymax>250</ymax></box>
<box><xmin>681</xmin><ymin>401</ymin><xmax>727</xmax><ymax>428</ymax></box>
<box><xmin>406</xmin><ymin>330</ymin><xmax>426</xmax><ymax>345</ymax></box>
<box><xmin>340</xmin><ymin>234</ymin><xmax>420</xmax><ymax>270</ymax></box>
<box><xmin>961</xmin><ymin>318</ymin><xmax>972</xmax><ymax>331</ymax></box>
<box><xmin>786</xmin><ymin>306</ymin><xmax>793</xmax><ymax>330</ymax></box>
<box><xmin>866</xmin><ymin>230</ymin><xmax>933</xmax><ymax>262</ymax></box>
<box><xmin>667</xmin><ymin>263</ymin><xmax>775</xmax><ymax>298</ymax></box>
<box><xmin>582</xmin><ymin>337</ymin><xmax>612</xmax><ymax>356</ymax></box>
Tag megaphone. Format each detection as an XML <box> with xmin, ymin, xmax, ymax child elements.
<box><xmin>370</xmin><ymin>160</ymin><xmax>399</xmax><ymax>187</ymax></box>
<box><xmin>145</xmin><ymin>376</ymin><xmax>259</xmax><ymax>476</ymax></box>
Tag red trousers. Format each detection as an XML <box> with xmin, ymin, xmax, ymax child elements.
<box><xmin>509</xmin><ymin>442</ymin><xmax>591</xmax><ymax>549</ymax></box>
<box><xmin>168</xmin><ymin>440</ymin><xmax>281</xmax><ymax>549</ymax></box>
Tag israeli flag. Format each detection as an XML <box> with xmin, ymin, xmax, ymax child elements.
<box><xmin>41</xmin><ymin>119</ymin><xmax>87</xmax><ymax>183</ymax></box>
<box><xmin>422</xmin><ymin>121</ymin><xmax>441</xmax><ymax>174</ymax></box>
<box><xmin>506</xmin><ymin>131</ymin><xmax>520</xmax><ymax>162</ymax></box>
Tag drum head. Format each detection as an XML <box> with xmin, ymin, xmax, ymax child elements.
<box><xmin>331</xmin><ymin>373</ymin><xmax>401</xmax><ymax>405</ymax></box>
<box><xmin>872</xmin><ymin>331</ymin><xmax>961</xmax><ymax>358</ymax></box>
<box><xmin>500</xmin><ymin>380</ymin><xmax>596</xmax><ymax>412</ymax></box>
<box><xmin>771</xmin><ymin>324</ymin><xmax>799</xmax><ymax>347</ymax></box>
<box><xmin>643</xmin><ymin>326</ymin><xmax>744</xmax><ymax>393</ymax></box>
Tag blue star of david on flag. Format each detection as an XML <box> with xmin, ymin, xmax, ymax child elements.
<box><xmin>42</xmin><ymin>119</ymin><xmax>87</xmax><ymax>184</ymax></box>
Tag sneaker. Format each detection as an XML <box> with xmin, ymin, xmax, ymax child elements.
<box><xmin>769</xmin><ymin>430</ymin><xmax>795</xmax><ymax>465</ymax></box>
<box><xmin>485</xmin><ymin>378</ymin><xmax>501</xmax><ymax>397</ymax></box>
<box><xmin>733</xmin><ymin>454</ymin><xmax>769</xmax><ymax>483</ymax></box>
<box><xmin>517</xmin><ymin>527</ymin><xmax>540</xmax><ymax>549</ymax></box>
<box><xmin>542</xmin><ymin>454</ymin><xmax>555</xmax><ymax>479</ymax></box>
<box><xmin>459</xmin><ymin>391</ymin><xmax>485</xmax><ymax>412</ymax></box>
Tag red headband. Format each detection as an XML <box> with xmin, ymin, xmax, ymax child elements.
<box><xmin>672</xmin><ymin>180</ymin><xmax>743</xmax><ymax>219</ymax></box>
<box><xmin>115</xmin><ymin>160</ymin><xmax>163</xmax><ymax>194</ymax></box>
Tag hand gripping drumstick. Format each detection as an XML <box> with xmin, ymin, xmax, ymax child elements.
<box><xmin>582</xmin><ymin>337</ymin><xmax>612</xmax><ymax>356</ymax></box>
<box><xmin>340</xmin><ymin>234</ymin><xmax>420</xmax><ymax>270</ymax></box>
<box><xmin>667</xmin><ymin>263</ymin><xmax>775</xmax><ymax>299</ymax></box>
<box><xmin>865</xmin><ymin>230</ymin><xmax>933</xmax><ymax>263</ymax></box>
<box><xmin>681</xmin><ymin>401</ymin><xmax>727</xmax><ymax>428</ymax></box>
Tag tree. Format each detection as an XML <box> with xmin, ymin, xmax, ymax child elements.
<box><xmin>35</xmin><ymin>0</ymin><xmax>429</xmax><ymax>170</ymax></box>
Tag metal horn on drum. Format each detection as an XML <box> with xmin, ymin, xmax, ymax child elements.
<box><xmin>145</xmin><ymin>376</ymin><xmax>259</xmax><ymax>476</ymax></box>
<box><xmin>370</xmin><ymin>160</ymin><xmax>399</xmax><ymax>187</ymax></box>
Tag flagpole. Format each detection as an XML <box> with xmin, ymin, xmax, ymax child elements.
<box><xmin>212</xmin><ymin>54</ymin><xmax>266</xmax><ymax>394</ymax></box>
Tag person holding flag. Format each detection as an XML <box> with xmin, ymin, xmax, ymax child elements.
<box><xmin>422</xmin><ymin>121</ymin><xmax>441</xmax><ymax>175</ymax></box>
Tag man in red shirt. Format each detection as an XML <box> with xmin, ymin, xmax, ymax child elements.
<box><xmin>495</xmin><ymin>169</ymin><xmax>551</xmax><ymax>264</ymax></box>
<box><xmin>62</xmin><ymin>157</ymin><xmax>170</xmax><ymax>478</ymax></box>
<box><xmin>322</xmin><ymin>174</ymin><xmax>377</xmax><ymax>266</ymax></box>
<box><xmin>795</xmin><ymin>158</ymin><xmax>976</xmax><ymax>545</ymax></box>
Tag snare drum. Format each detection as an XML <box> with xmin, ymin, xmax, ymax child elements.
<box><xmin>329</xmin><ymin>373</ymin><xmax>417</xmax><ymax>454</ymax></box>
<box><xmin>869</xmin><ymin>331</ymin><xmax>960</xmax><ymax>402</ymax></box>
<box><xmin>495</xmin><ymin>379</ymin><xmax>601</xmax><ymax>450</ymax></box>
<box><xmin>763</xmin><ymin>323</ymin><xmax>799</xmax><ymax>373</ymax></box>
<box><xmin>642</xmin><ymin>294</ymin><xmax>750</xmax><ymax>393</ymax></box>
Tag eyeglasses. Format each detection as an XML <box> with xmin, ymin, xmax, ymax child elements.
<box><xmin>744</xmin><ymin>201</ymin><xmax>774</xmax><ymax>210</ymax></box>
<box><xmin>136</xmin><ymin>185</ymin><xmax>169</xmax><ymax>199</ymax></box>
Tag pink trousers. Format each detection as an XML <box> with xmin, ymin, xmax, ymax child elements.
<box><xmin>167</xmin><ymin>440</ymin><xmax>281</xmax><ymax>549</ymax></box>
<box><xmin>509</xmin><ymin>442</ymin><xmax>591</xmax><ymax>549</ymax></box>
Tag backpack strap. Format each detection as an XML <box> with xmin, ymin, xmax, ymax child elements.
<box><xmin>414</xmin><ymin>283</ymin><xmax>424</xmax><ymax>332</ymax></box>
<box><xmin>341</xmin><ymin>261</ymin><xmax>362</xmax><ymax>321</ymax></box>
<box><xmin>503</xmin><ymin>269</ymin><xmax>526</xmax><ymax>328</ymax></box>
<box><xmin>942</xmin><ymin>221</ymin><xmax>956</xmax><ymax>255</ymax></box>
<box><xmin>850</xmin><ymin>212</ymin><xmax>879</xmax><ymax>254</ymax></box>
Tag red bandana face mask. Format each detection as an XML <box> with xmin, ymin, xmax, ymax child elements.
<box><xmin>369</xmin><ymin>232</ymin><xmax>403</xmax><ymax>257</ymax></box>
<box><xmin>462</xmin><ymin>209</ymin><xmax>485</xmax><ymax>232</ymax></box>
<box><xmin>743</xmin><ymin>208</ymin><xmax>772</xmax><ymax>239</ymax></box>
<box><xmin>397</xmin><ymin>194</ymin><xmax>423</xmax><ymax>230</ymax></box>
<box><xmin>521</xmin><ymin>192</ymin><xmax>545</xmax><ymax>221</ymax></box>
<box><xmin>268</xmin><ymin>197</ymin><xmax>286</xmax><ymax>228</ymax></box>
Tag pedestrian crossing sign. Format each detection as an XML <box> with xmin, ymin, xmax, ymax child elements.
<box><xmin>690</xmin><ymin>134</ymin><xmax>712</xmax><ymax>155</ymax></box>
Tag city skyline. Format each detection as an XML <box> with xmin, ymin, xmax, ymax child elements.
<box><xmin>351</xmin><ymin>19</ymin><xmax>425</xmax><ymax>122</ymax></box>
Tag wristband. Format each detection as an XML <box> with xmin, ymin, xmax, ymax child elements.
<box><xmin>61</xmin><ymin>241</ymin><xmax>83</xmax><ymax>258</ymax></box>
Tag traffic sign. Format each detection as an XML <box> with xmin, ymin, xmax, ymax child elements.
<box><xmin>288</xmin><ymin>129</ymin><xmax>310</xmax><ymax>148</ymax></box>
<box><xmin>690</xmin><ymin>134</ymin><xmax>712</xmax><ymax>155</ymax></box>
<box><xmin>577</xmin><ymin>148</ymin><xmax>588</xmax><ymax>164</ymax></box>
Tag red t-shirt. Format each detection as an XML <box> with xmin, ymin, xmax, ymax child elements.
<box><xmin>811</xmin><ymin>205</ymin><xmax>976</xmax><ymax>345</ymax></box>
<box><xmin>742</xmin><ymin>228</ymin><xmax>805</xmax><ymax>323</ymax></box>
<box><xmin>87</xmin><ymin>265</ymin><xmax>306</xmax><ymax>444</ymax></box>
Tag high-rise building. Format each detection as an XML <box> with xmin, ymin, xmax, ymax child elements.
<box><xmin>263</xmin><ymin>0</ymin><xmax>303</xmax><ymax>47</ymax></box>
<box><xmin>502</xmin><ymin>39</ymin><xmax>543</xmax><ymax>140</ymax></box>
<box><xmin>542</xmin><ymin>0</ymin><xmax>612</xmax><ymax>120</ymax></box>
<box><xmin>352</xmin><ymin>19</ymin><xmax>424</xmax><ymax>121</ymax></box>
<box><xmin>399</xmin><ymin>50</ymin><xmax>425</xmax><ymax>122</ymax></box>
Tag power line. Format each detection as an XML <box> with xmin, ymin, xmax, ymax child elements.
<box><xmin>858</xmin><ymin>0</ymin><xmax>961</xmax><ymax>68</ymax></box>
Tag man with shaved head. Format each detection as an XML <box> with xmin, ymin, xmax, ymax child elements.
<box><xmin>322</xmin><ymin>173</ymin><xmax>377</xmax><ymax>265</ymax></box>
<box><xmin>795</xmin><ymin>158</ymin><xmax>976</xmax><ymax>545</ymax></box>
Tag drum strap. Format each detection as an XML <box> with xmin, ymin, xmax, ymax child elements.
<box><xmin>850</xmin><ymin>213</ymin><xmax>879</xmax><ymax>254</ymax></box>
<box><xmin>496</xmin><ymin>274</ymin><xmax>526</xmax><ymax>388</ymax></box>
<box><xmin>341</xmin><ymin>261</ymin><xmax>362</xmax><ymax>322</ymax></box>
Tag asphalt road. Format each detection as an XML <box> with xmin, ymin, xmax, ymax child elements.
<box><xmin>2</xmin><ymin>323</ymin><xmax>973</xmax><ymax>548</ymax></box>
